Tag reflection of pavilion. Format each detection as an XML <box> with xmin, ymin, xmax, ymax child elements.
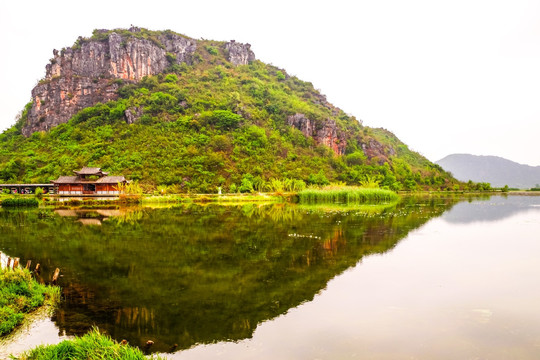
<box><xmin>54</xmin><ymin>208</ymin><xmax>128</xmax><ymax>226</ymax></box>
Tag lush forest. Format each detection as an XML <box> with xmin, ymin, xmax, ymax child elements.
<box><xmin>0</xmin><ymin>29</ymin><xmax>458</xmax><ymax>193</ymax></box>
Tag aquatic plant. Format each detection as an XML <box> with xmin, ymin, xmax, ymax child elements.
<box><xmin>298</xmin><ymin>186</ymin><xmax>398</xmax><ymax>204</ymax></box>
<box><xmin>15</xmin><ymin>328</ymin><xmax>164</xmax><ymax>360</ymax></box>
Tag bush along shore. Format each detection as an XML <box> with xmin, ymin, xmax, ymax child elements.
<box><xmin>0</xmin><ymin>266</ymin><xmax>60</xmax><ymax>337</ymax></box>
<box><xmin>0</xmin><ymin>197</ymin><xmax>39</xmax><ymax>208</ymax></box>
<box><xmin>298</xmin><ymin>186</ymin><xmax>399</xmax><ymax>204</ymax></box>
<box><xmin>14</xmin><ymin>328</ymin><xmax>165</xmax><ymax>360</ymax></box>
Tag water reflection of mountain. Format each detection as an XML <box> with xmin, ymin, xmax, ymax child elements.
<box><xmin>0</xmin><ymin>198</ymin><xmax>457</xmax><ymax>353</ymax></box>
<box><xmin>442</xmin><ymin>195</ymin><xmax>540</xmax><ymax>224</ymax></box>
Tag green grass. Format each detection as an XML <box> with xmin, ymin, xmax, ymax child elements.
<box><xmin>298</xmin><ymin>186</ymin><xmax>399</xmax><ymax>204</ymax></box>
<box><xmin>0</xmin><ymin>267</ymin><xmax>60</xmax><ymax>336</ymax></box>
<box><xmin>15</xmin><ymin>328</ymin><xmax>164</xmax><ymax>360</ymax></box>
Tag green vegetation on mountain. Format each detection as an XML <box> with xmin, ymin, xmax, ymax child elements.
<box><xmin>0</xmin><ymin>28</ymin><xmax>458</xmax><ymax>193</ymax></box>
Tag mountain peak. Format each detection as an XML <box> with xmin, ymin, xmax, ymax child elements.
<box><xmin>22</xmin><ymin>28</ymin><xmax>254</xmax><ymax>136</ymax></box>
<box><xmin>436</xmin><ymin>154</ymin><xmax>540</xmax><ymax>188</ymax></box>
<box><xmin>0</xmin><ymin>28</ymin><xmax>457</xmax><ymax>192</ymax></box>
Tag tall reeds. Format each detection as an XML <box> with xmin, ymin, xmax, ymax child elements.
<box><xmin>298</xmin><ymin>186</ymin><xmax>398</xmax><ymax>204</ymax></box>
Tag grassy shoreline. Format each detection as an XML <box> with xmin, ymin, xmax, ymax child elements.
<box><xmin>0</xmin><ymin>267</ymin><xmax>60</xmax><ymax>337</ymax></box>
<box><xmin>1</xmin><ymin>189</ymin><xmax>538</xmax><ymax>211</ymax></box>
<box><xmin>13</xmin><ymin>328</ymin><xmax>164</xmax><ymax>360</ymax></box>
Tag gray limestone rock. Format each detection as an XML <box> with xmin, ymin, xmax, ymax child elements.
<box><xmin>225</xmin><ymin>40</ymin><xmax>255</xmax><ymax>66</ymax></box>
<box><xmin>22</xmin><ymin>31</ymin><xmax>255</xmax><ymax>136</ymax></box>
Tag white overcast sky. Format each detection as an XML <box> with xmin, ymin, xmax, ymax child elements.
<box><xmin>1</xmin><ymin>0</ymin><xmax>539</xmax><ymax>166</ymax></box>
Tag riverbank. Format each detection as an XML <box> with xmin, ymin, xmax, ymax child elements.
<box><xmin>11</xmin><ymin>328</ymin><xmax>164</xmax><ymax>360</ymax></box>
<box><xmin>0</xmin><ymin>266</ymin><xmax>60</xmax><ymax>338</ymax></box>
<box><xmin>3</xmin><ymin>189</ymin><xmax>540</xmax><ymax>210</ymax></box>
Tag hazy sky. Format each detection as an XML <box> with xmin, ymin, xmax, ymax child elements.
<box><xmin>1</xmin><ymin>0</ymin><xmax>539</xmax><ymax>166</ymax></box>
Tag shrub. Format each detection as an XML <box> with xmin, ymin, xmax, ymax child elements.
<box><xmin>165</xmin><ymin>52</ymin><xmax>177</xmax><ymax>63</ymax></box>
<box><xmin>203</xmin><ymin>110</ymin><xmax>242</xmax><ymax>130</ymax></box>
<box><xmin>206</xmin><ymin>45</ymin><xmax>219</xmax><ymax>55</ymax></box>
<box><xmin>308</xmin><ymin>170</ymin><xmax>330</xmax><ymax>186</ymax></box>
<box><xmin>346</xmin><ymin>151</ymin><xmax>366</xmax><ymax>166</ymax></box>
<box><xmin>164</xmin><ymin>74</ymin><xmax>178</xmax><ymax>83</ymax></box>
<box><xmin>1</xmin><ymin>198</ymin><xmax>39</xmax><ymax>207</ymax></box>
<box><xmin>35</xmin><ymin>187</ymin><xmax>44</xmax><ymax>199</ymax></box>
<box><xmin>239</xmin><ymin>176</ymin><xmax>254</xmax><ymax>193</ymax></box>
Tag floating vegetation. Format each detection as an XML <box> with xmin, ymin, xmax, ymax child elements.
<box><xmin>298</xmin><ymin>186</ymin><xmax>399</xmax><ymax>204</ymax></box>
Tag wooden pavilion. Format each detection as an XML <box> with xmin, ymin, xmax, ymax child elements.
<box><xmin>53</xmin><ymin>167</ymin><xmax>128</xmax><ymax>196</ymax></box>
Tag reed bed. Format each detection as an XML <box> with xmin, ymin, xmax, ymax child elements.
<box><xmin>298</xmin><ymin>186</ymin><xmax>399</xmax><ymax>204</ymax></box>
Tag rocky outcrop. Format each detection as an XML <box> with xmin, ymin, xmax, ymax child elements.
<box><xmin>124</xmin><ymin>107</ymin><xmax>143</xmax><ymax>125</ymax></box>
<box><xmin>22</xmin><ymin>30</ymin><xmax>255</xmax><ymax>136</ymax></box>
<box><xmin>225</xmin><ymin>40</ymin><xmax>255</xmax><ymax>66</ymax></box>
<box><xmin>287</xmin><ymin>113</ymin><xmax>346</xmax><ymax>155</ymax></box>
<box><xmin>361</xmin><ymin>138</ymin><xmax>395</xmax><ymax>164</ymax></box>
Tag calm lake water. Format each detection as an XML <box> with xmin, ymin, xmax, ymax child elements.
<box><xmin>1</xmin><ymin>195</ymin><xmax>540</xmax><ymax>359</ymax></box>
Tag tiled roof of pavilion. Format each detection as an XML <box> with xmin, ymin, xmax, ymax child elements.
<box><xmin>52</xmin><ymin>175</ymin><xmax>127</xmax><ymax>184</ymax></box>
<box><xmin>52</xmin><ymin>176</ymin><xmax>79</xmax><ymax>184</ymax></box>
<box><xmin>73</xmin><ymin>167</ymin><xmax>108</xmax><ymax>176</ymax></box>
<box><xmin>95</xmin><ymin>176</ymin><xmax>126</xmax><ymax>184</ymax></box>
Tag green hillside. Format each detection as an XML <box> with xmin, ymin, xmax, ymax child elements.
<box><xmin>0</xmin><ymin>28</ymin><xmax>456</xmax><ymax>193</ymax></box>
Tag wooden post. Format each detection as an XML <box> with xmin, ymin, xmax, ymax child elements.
<box><xmin>6</xmin><ymin>257</ymin><xmax>12</xmax><ymax>269</ymax></box>
<box><xmin>52</xmin><ymin>268</ymin><xmax>60</xmax><ymax>284</ymax></box>
<box><xmin>13</xmin><ymin>258</ymin><xmax>19</xmax><ymax>269</ymax></box>
<box><xmin>26</xmin><ymin>260</ymin><xmax>32</xmax><ymax>269</ymax></box>
<box><xmin>34</xmin><ymin>263</ymin><xmax>41</xmax><ymax>273</ymax></box>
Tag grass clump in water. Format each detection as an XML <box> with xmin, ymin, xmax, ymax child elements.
<box><xmin>0</xmin><ymin>267</ymin><xmax>60</xmax><ymax>336</ymax></box>
<box><xmin>298</xmin><ymin>185</ymin><xmax>399</xmax><ymax>204</ymax></box>
<box><xmin>16</xmin><ymin>328</ymin><xmax>164</xmax><ymax>360</ymax></box>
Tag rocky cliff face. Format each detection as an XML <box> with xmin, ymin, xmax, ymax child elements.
<box><xmin>224</xmin><ymin>40</ymin><xmax>255</xmax><ymax>66</ymax></box>
<box><xmin>287</xmin><ymin>113</ymin><xmax>347</xmax><ymax>155</ymax></box>
<box><xmin>287</xmin><ymin>113</ymin><xmax>397</xmax><ymax>161</ymax></box>
<box><xmin>23</xmin><ymin>29</ymin><xmax>255</xmax><ymax>136</ymax></box>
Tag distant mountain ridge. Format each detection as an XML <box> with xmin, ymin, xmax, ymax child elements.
<box><xmin>436</xmin><ymin>154</ymin><xmax>540</xmax><ymax>189</ymax></box>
